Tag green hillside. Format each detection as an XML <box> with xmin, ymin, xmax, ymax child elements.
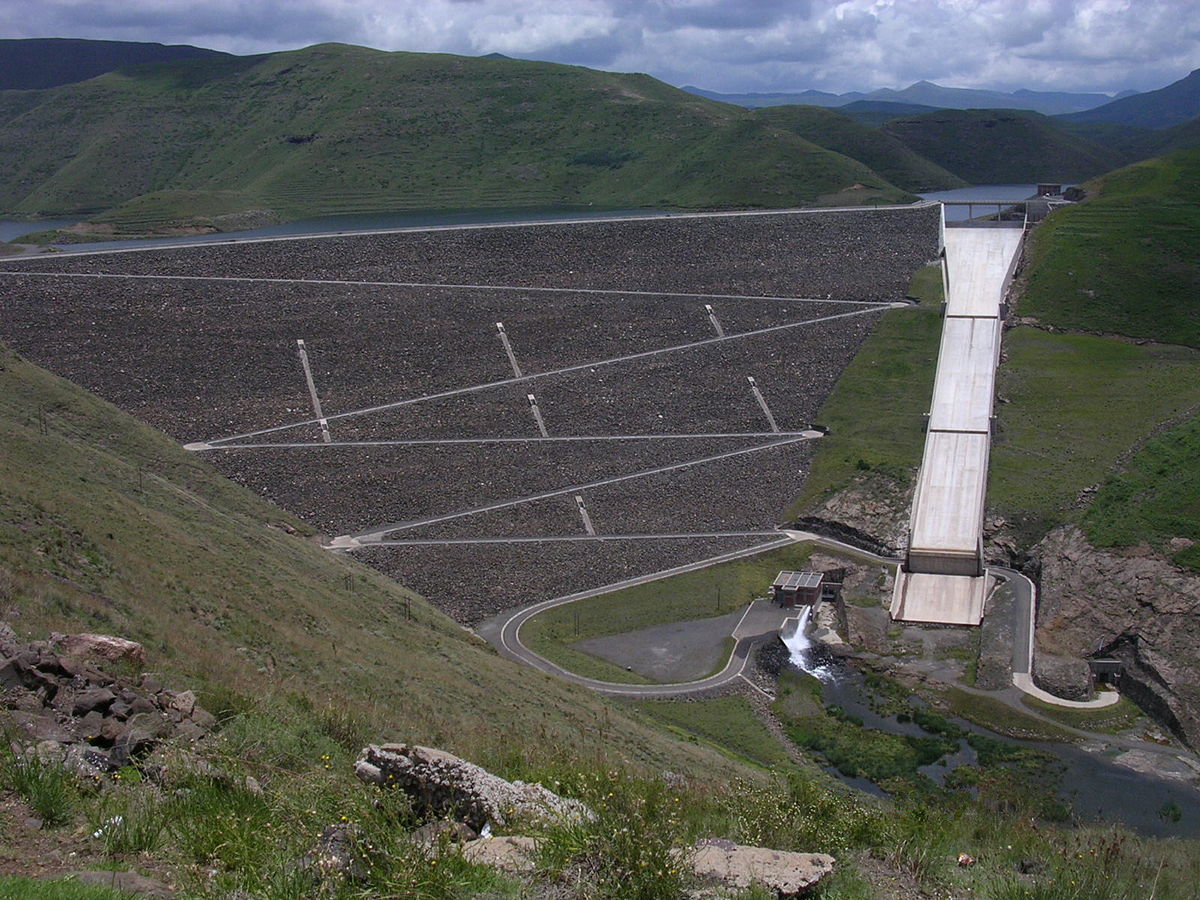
<box><xmin>0</xmin><ymin>340</ymin><xmax>745</xmax><ymax>776</ymax></box>
<box><xmin>882</xmin><ymin>108</ymin><xmax>1128</xmax><ymax>184</ymax></box>
<box><xmin>1151</xmin><ymin>115</ymin><xmax>1200</xmax><ymax>156</ymax></box>
<box><xmin>835</xmin><ymin>100</ymin><xmax>940</xmax><ymax>128</ymax></box>
<box><xmin>753</xmin><ymin>105</ymin><xmax>966</xmax><ymax>192</ymax></box>
<box><xmin>1019</xmin><ymin>146</ymin><xmax>1200</xmax><ymax>346</ymax></box>
<box><xmin>0</xmin><ymin>43</ymin><xmax>913</xmax><ymax>233</ymax></box>
<box><xmin>991</xmin><ymin>146</ymin><xmax>1200</xmax><ymax>548</ymax></box>
<box><xmin>0</xmin><ymin>38</ymin><xmax>231</xmax><ymax>90</ymax></box>
<box><xmin>5</xmin><ymin>347</ymin><xmax>1200</xmax><ymax>899</ymax></box>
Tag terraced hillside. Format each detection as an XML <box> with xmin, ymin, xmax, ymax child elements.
<box><xmin>0</xmin><ymin>43</ymin><xmax>915</xmax><ymax>232</ymax></box>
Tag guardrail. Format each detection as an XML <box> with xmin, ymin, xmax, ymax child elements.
<box><xmin>941</xmin><ymin>200</ymin><xmax>1028</xmax><ymax>227</ymax></box>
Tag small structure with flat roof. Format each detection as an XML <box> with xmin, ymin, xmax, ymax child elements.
<box><xmin>772</xmin><ymin>571</ymin><xmax>823</xmax><ymax>607</ymax></box>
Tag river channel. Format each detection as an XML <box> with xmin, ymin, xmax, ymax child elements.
<box><xmin>784</xmin><ymin>623</ymin><xmax>1200</xmax><ymax>838</ymax></box>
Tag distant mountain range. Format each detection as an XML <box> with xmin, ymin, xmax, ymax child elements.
<box><xmin>0</xmin><ymin>38</ymin><xmax>231</xmax><ymax>90</ymax></box>
<box><xmin>684</xmin><ymin>81</ymin><xmax>1136</xmax><ymax>116</ymax></box>
<box><xmin>1061</xmin><ymin>68</ymin><xmax>1200</xmax><ymax>129</ymax></box>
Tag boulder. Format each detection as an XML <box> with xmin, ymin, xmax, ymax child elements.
<box><xmin>66</xmin><ymin>870</ymin><xmax>174</xmax><ymax>898</ymax></box>
<box><xmin>296</xmin><ymin>823</ymin><xmax>367</xmax><ymax>881</ymax></box>
<box><xmin>165</xmin><ymin>690</ymin><xmax>196</xmax><ymax>717</ymax></box>
<box><xmin>462</xmin><ymin>835</ymin><xmax>537</xmax><ymax>874</ymax></box>
<box><xmin>53</xmin><ymin>633</ymin><xmax>146</xmax><ymax>667</ymax></box>
<box><xmin>410</xmin><ymin>819</ymin><xmax>478</xmax><ymax>847</ymax></box>
<box><xmin>688</xmin><ymin>839</ymin><xmax>835</xmax><ymax>898</ymax></box>
<box><xmin>72</xmin><ymin>687</ymin><xmax>117</xmax><ymax>716</ymax></box>
<box><xmin>8</xmin><ymin>711</ymin><xmax>76</xmax><ymax>743</ymax></box>
<box><xmin>1032</xmin><ymin>652</ymin><xmax>1092</xmax><ymax>702</ymax></box>
<box><xmin>0</xmin><ymin>621</ymin><xmax>18</xmax><ymax>658</ymax></box>
<box><xmin>354</xmin><ymin>744</ymin><xmax>590</xmax><ymax>831</ymax></box>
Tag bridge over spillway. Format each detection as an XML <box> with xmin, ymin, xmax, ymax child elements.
<box><xmin>890</xmin><ymin>203</ymin><xmax>1025</xmax><ymax>626</ymax></box>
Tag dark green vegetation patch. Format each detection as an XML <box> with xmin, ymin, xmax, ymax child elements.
<box><xmin>882</xmin><ymin>108</ymin><xmax>1128</xmax><ymax>184</ymax></box>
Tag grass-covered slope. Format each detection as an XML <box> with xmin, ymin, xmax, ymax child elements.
<box><xmin>1083</xmin><ymin>413</ymin><xmax>1200</xmax><ymax>569</ymax></box>
<box><xmin>790</xmin><ymin>264</ymin><xmax>944</xmax><ymax>516</ymax></box>
<box><xmin>1019</xmin><ymin>146</ymin><xmax>1200</xmax><ymax>347</ymax></box>
<box><xmin>753</xmin><ymin>106</ymin><xmax>966</xmax><ymax>192</ymax></box>
<box><xmin>0</xmin><ymin>43</ymin><xmax>913</xmax><ymax>231</ymax></box>
<box><xmin>882</xmin><ymin>108</ymin><xmax>1128</xmax><ymax>184</ymax></box>
<box><xmin>0</xmin><ymin>341</ymin><xmax>743</xmax><ymax>776</ymax></box>
<box><xmin>989</xmin><ymin>330</ymin><xmax>1200</xmax><ymax>545</ymax></box>
<box><xmin>990</xmin><ymin>146</ymin><xmax>1200</xmax><ymax>552</ymax></box>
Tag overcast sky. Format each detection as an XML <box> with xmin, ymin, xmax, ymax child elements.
<box><xmin>3</xmin><ymin>0</ymin><xmax>1197</xmax><ymax>95</ymax></box>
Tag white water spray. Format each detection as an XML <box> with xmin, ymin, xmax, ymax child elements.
<box><xmin>782</xmin><ymin>606</ymin><xmax>834</xmax><ymax>681</ymax></box>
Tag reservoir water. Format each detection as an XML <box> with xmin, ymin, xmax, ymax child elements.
<box><xmin>2</xmin><ymin>185</ymin><xmax>1051</xmax><ymax>252</ymax></box>
<box><xmin>918</xmin><ymin>184</ymin><xmax>1044</xmax><ymax>222</ymax></box>
<box><xmin>0</xmin><ymin>217</ymin><xmax>82</xmax><ymax>241</ymax></box>
<box><xmin>0</xmin><ymin>207</ymin><xmax>663</xmax><ymax>254</ymax></box>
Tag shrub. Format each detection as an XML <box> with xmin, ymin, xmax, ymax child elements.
<box><xmin>89</xmin><ymin>784</ymin><xmax>170</xmax><ymax>855</ymax></box>
<box><xmin>0</xmin><ymin>746</ymin><xmax>82</xmax><ymax>826</ymax></box>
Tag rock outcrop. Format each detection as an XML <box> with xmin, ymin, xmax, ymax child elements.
<box><xmin>1034</xmin><ymin>526</ymin><xmax>1200</xmax><ymax>746</ymax></box>
<box><xmin>688</xmin><ymin>838</ymin><xmax>836</xmax><ymax>897</ymax></box>
<box><xmin>463</xmin><ymin>835</ymin><xmax>538</xmax><ymax>874</ymax></box>
<box><xmin>0</xmin><ymin>625</ymin><xmax>217</xmax><ymax>773</ymax></box>
<box><xmin>352</xmin><ymin>746</ymin><xmax>838</xmax><ymax>896</ymax></box>
<box><xmin>808</xmin><ymin>473</ymin><xmax>913</xmax><ymax>552</ymax></box>
<box><xmin>354</xmin><ymin>744</ymin><xmax>590</xmax><ymax>831</ymax></box>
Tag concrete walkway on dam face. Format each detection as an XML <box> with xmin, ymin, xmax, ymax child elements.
<box><xmin>893</xmin><ymin>223</ymin><xmax>1024</xmax><ymax>626</ymax></box>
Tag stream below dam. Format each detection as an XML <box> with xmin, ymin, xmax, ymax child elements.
<box><xmin>782</xmin><ymin>617</ymin><xmax>1200</xmax><ymax>838</ymax></box>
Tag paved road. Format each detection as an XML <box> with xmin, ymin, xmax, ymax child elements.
<box><xmin>0</xmin><ymin>269</ymin><xmax>888</xmax><ymax>307</ymax></box>
<box><xmin>476</xmin><ymin>531</ymin><xmax>1133</xmax><ymax>715</ymax></box>
<box><xmin>193</xmin><ymin>430</ymin><xmax>815</xmax><ymax>451</ymax></box>
<box><xmin>992</xmin><ymin>564</ymin><xmax>1123</xmax><ymax>709</ymax></box>
<box><xmin>371</xmin><ymin>531</ymin><xmax>780</xmax><ymax>547</ymax></box>
<box><xmin>474</xmin><ymin>537</ymin><xmax>796</xmax><ymax>698</ymax></box>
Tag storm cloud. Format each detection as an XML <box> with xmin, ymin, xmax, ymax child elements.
<box><xmin>2</xmin><ymin>0</ymin><xmax>1196</xmax><ymax>94</ymax></box>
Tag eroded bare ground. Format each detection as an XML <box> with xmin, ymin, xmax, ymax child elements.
<box><xmin>0</xmin><ymin>208</ymin><xmax>939</xmax><ymax>623</ymax></box>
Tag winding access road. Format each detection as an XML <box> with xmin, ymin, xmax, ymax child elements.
<box><xmin>477</xmin><ymin>531</ymin><xmax>1125</xmax><ymax>712</ymax></box>
<box><xmin>474</xmin><ymin>537</ymin><xmax>799</xmax><ymax>698</ymax></box>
